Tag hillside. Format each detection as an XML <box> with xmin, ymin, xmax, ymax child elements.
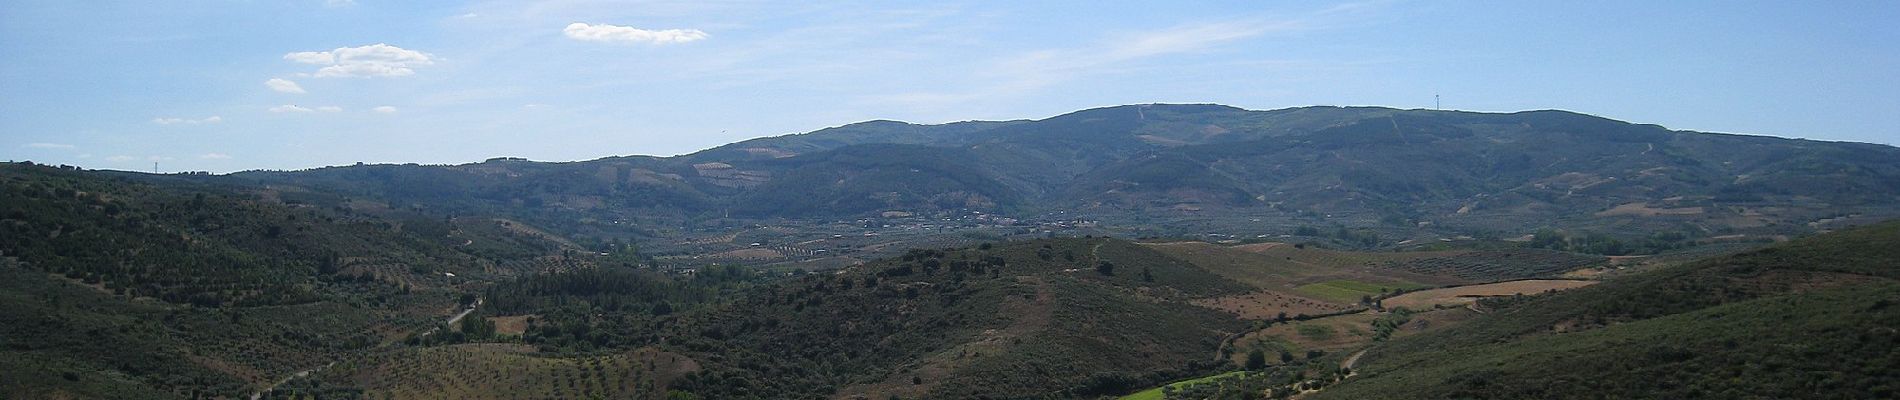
<box><xmin>1311</xmin><ymin>220</ymin><xmax>1900</xmax><ymax>399</ymax></box>
<box><xmin>220</xmin><ymin>104</ymin><xmax>1900</xmax><ymax>253</ymax></box>
<box><xmin>0</xmin><ymin>163</ymin><xmax>575</xmax><ymax>399</ymax></box>
<box><xmin>13</xmin><ymin>160</ymin><xmax>1899</xmax><ymax>399</ymax></box>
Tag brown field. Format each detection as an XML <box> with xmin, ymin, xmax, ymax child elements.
<box><xmin>710</xmin><ymin>247</ymin><xmax>784</xmax><ymax>260</ymax></box>
<box><xmin>1227</xmin><ymin>313</ymin><xmax>1378</xmax><ymax>365</ymax></box>
<box><xmin>487</xmin><ymin>315</ymin><xmax>534</xmax><ymax>336</ymax></box>
<box><xmin>1381</xmin><ymin>280</ymin><xmax>1597</xmax><ymax>310</ymax></box>
<box><xmin>1143</xmin><ymin>242</ymin><xmax>1466</xmax><ymax>295</ymax></box>
<box><xmin>1229</xmin><ymin>242</ymin><xmax>1287</xmax><ymax>253</ymax></box>
<box><xmin>1193</xmin><ymin>290</ymin><xmax>1356</xmax><ymax>320</ymax></box>
<box><xmin>1392</xmin><ymin>308</ymin><xmax>1482</xmax><ymax>339</ymax></box>
<box><xmin>1595</xmin><ymin>202</ymin><xmax>1706</xmax><ymax>217</ymax></box>
<box><xmin>1227</xmin><ymin>307</ymin><xmax>1479</xmax><ymax>366</ymax></box>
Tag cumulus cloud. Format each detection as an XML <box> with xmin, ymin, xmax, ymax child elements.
<box><xmin>563</xmin><ymin>23</ymin><xmax>708</xmax><ymax>44</ymax></box>
<box><xmin>24</xmin><ymin>142</ymin><xmax>75</xmax><ymax>149</ymax></box>
<box><xmin>283</xmin><ymin>43</ymin><xmax>434</xmax><ymax>78</ymax></box>
<box><xmin>372</xmin><ymin>106</ymin><xmax>397</xmax><ymax>114</ymax></box>
<box><xmin>199</xmin><ymin>153</ymin><xmax>232</xmax><ymax>160</ymax></box>
<box><xmin>153</xmin><ymin>116</ymin><xmax>223</xmax><ymax>125</ymax></box>
<box><xmin>266</xmin><ymin>78</ymin><xmax>306</xmax><ymax>93</ymax></box>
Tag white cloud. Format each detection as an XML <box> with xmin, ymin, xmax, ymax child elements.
<box><xmin>199</xmin><ymin>153</ymin><xmax>232</xmax><ymax>160</ymax></box>
<box><xmin>283</xmin><ymin>43</ymin><xmax>434</xmax><ymax>78</ymax></box>
<box><xmin>563</xmin><ymin>23</ymin><xmax>708</xmax><ymax>44</ymax></box>
<box><xmin>875</xmin><ymin>18</ymin><xmax>1314</xmax><ymax>110</ymax></box>
<box><xmin>24</xmin><ymin>142</ymin><xmax>75</xmax><ymax>149</ymax></box>
<box><xmin>153</xmin><ymin>116</ymin><xmax>222</xmax><ymax>125</ymax></box>
<box><xmin>270</xmin><ymin>104</ymin><xmax>343</xmax><ymax>113</ymax></box>
<box><xmin>266</xmin><ymin>78</ymin><xmax>306</xmax><ymax>93</ymax></box>
<box><xmin>372</xmin><ymin>106</ymin><xmax>398</xmax><ymax>114</ymax></box>
<box><xmin>283</xmin><ymin>51</ymin><xmax>333</xmax><ymax>64</ymax></box>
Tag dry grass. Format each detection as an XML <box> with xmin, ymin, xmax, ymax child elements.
<box><xmin>1381</xmin><ymin>280</ymin><xmax>1597</xmax><ymax>310</ymax></box>
<box><xmin>1595</xmin><ymin>202</ymin><xmax>1706</xmax><ymax>217</ymax></box>
<box><xmin>1192</xmin><ymin>290</ymin><xmax>1355</xmax><ymax>320</ymax></box>
<box><xmin>487</xmin><ymin>315</ymin><xmax>534</xmax><ymax>336</ymax></box>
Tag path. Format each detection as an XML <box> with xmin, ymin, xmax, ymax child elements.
<box><xmin>446</xmin><ymin>298</ymin><xmax>484</xmax><ymax>326</ymax></box>
<box><xmin>1340</xmin><ymin>349</ymin><xmax>1367</xmax><ymax>375</ymax></box>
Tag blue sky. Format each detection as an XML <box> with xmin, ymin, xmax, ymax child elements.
<box><xmin>3</xmin><ymin>1</ymin><xmax>1896</xmax><ymax>173</ymax></box>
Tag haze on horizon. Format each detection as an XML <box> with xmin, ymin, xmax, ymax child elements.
<box><xmin>4</xmin><ymin>0</ymin><xmax>1897</xmax><ymax>173</ymax></box>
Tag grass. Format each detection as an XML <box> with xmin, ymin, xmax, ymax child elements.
<box><xmin>1118</xmin><ymin>370</ymin><xmax>1249</xmax><ymax>400</ymax></box>
<box><xmin>1296</xmin><ymin>324</ymin><xmax>1336</xmax><ymax>340</ymax></box>
<box><xmin>1294</xmin><ymin>279</ymin><xmax>1428</xmax><ymax>303</ymax></box>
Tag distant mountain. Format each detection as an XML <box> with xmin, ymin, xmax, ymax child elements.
<box><xmin>226</xmin><ymin>104</ymin><xmax>1900</xmax><ymax>245</ymax></box>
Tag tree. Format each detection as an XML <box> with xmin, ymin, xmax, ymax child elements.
<box><xmin>1140</xmin><ymin>266</ymin><xmax>1154</xmax><ymax>282</ymax></box>
<box><xmin>1095</xmin><ymin>261</ymin><xmax>1115</xmax><ymax>276</ymax></box>
<box><xmin>1279</xmin><ymin>350</ymin><xmax>1295</xmax><ymax>363</ymax></box>
<box><xmin>1245</xmin><ymin>349</ymin><xmax>1268</xmax><ymax>370</ymax></box>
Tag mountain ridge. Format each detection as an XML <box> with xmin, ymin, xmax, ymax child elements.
<box><xmin>180</xmin><ymin>103</ymin><xmax>1900</xmax><ymax>253</ymax></box>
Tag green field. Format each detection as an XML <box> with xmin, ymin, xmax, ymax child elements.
<box><xmin>1118</xmin><ymin>370</ymin><xmax>1249</xmax><ymax>400</ymax></box>
<box><xmin>1294</xmin><ymin>279</ymin><xmax>1428</xmax><ymax>303</ymax></box>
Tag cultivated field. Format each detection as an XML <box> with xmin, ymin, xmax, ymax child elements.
<box><xmin>1381</xmin><ymin>280</ymin><xmax>1597</xmax><ymax>310</ymax></box>
<box><xmin>1295</xmin><ymin>279</ymin><xmax>1430</xmax><ymax>304</ymax></box>
<box><xmin>317</xmin><ymin>344</ymin><xmax>698</xmax><ymax>399</ymax></box>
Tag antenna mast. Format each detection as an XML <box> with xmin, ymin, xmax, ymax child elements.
<box><xmin>153</xmin><ymin>161</ymin><xmax>159</xmax><ymax>174</ymax></box>
<box><xmin>1435</xmin><ymin>94</ymin><xmax>1440</xmax><ymax>110</ymax></box>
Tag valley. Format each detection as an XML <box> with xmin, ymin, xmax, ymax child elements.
<box><xmin>4</xmin><ymin>104</ymin><xmax>1898</xmax><ymax>399</ymax></box>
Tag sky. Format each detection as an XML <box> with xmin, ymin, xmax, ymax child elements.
<box><xmin>3</xmin><ymin>0</ymin><xmax>1897</xmax><ymax>173</ymax></box>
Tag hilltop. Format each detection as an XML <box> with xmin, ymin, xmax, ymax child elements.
<box><xmin>217</xmin><ymin>104</ymin><xmax>1900</xmax><ymax>254</ymax></box>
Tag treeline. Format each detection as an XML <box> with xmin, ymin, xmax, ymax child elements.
<box><xmin>1526</xmin><ymin>229</ymin><xmax>1692</xmax><ymax>256</ymax></box>
<box><xmin>483</xmin><ymin>266</ymin><xmax>746</xmax><ymax>316</ymax></box>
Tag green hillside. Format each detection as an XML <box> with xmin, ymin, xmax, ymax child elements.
<box><xmin>0</xmin><ymin>163</ymin><xmax>571</xmax><ymax>399</ymax></box>
<box><xmin>1313</xmin><ymin>221</ymin><xmax>1900</xmax><ymax>399</ymax></box>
